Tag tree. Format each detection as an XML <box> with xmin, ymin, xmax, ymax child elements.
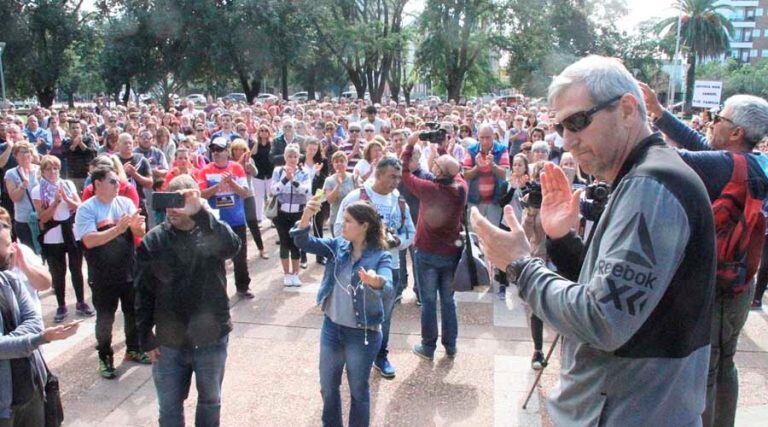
<box><xmin>657</xmin><ymin>0</ymin><xmax>733</xmax><ymax>113</ymax></box>
<box><xmin>308</xmin><ymin>0</ymin><xmax>408</xmax><ymax>103</ymax></box>
<box><xmin>416</xmin><ymin>0</ymin><xmax>496</xmax><ymax>102</ymax></box>
<box><xmin>698</xmin><ymin>59</ymin><xmax>768</xmax><ymax>100</ymax></box>
<box><xmin>59</xmin><ymin>24</ymin><xmax>106</xmax><ymax>107</ymax></box>
<box><xmin>1</xmin><ymin>0</ymin><xmax>85</xmax><ymax>107</ymax></box>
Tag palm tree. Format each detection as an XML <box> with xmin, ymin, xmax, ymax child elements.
<box><xmin>657</xmin><ymin>0</ymin><xmax>733</xmax><ymax>113</ymax></box>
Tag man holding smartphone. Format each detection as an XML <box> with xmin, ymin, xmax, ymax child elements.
<box><xmin>74</xmin><ymin>166</ymin><xmax>149</xmax><ymax>379</ymax></box>
<box><xmin>135</xmin><ymin>175</ymin><xmax>241</xmax><ymax>427</ymax></box>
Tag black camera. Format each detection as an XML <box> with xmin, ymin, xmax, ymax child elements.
<box><xmin>418</xmin><ymin>122</ymin><xmax>447</xmax><ymax>144</ymax></box>
<box><xmin>520</xmin><ymin>181</ymin><xmax>542</xmax><ymax>209</ymax></box>
<box><xmin>580</xmin><ymin>182</ymin><xmax>610</xmax><ymax>222</ymax></box>
<box><xmin>385</xmin><ymin>227</ymin><xmax>401</xmax><ymax>249</ymax></box>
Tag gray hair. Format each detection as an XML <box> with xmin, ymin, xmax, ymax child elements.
<box><xmin>724</xmin><ymin>95</ymin><xmax>768</xmax><ymax>146</ymax></box>
<box><xmin>531</xmin><ymin>141</ymin><xmax>550</xmax><ymax>154</ymax></box>
<box><xmin>167</xmin><ymin>174</ymin><xmax>198</xmax><ymax>192</ymax></box>
<box><xmin>477</xmin><ymin>123</ymin><xmax>495</xmax><ymax>136</ymax></box>
<box><xmin>548</xmin><ymin>55</ymin><xmax>647</xmax><ymax>122</ymax></box>
<box><xmin>284</xmin><ymin>143</ymin><xmax>301</xmax><ymax>156</ymax></box>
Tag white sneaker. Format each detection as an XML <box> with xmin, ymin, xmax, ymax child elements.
<box><xmin>291</xmin><ymin>275</ymin><xmax>303</xmax><ymax>287</ymax></box>
<box><xmin>283</xmin><ymin>275</ymin><xmax>293</xmax><ymax>287</ymax></box>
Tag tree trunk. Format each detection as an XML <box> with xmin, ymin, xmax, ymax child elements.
<box><xmin>684</xmin><ymin>52</ymin><xmax>696</xmax><ymax>115</ymax></box>
<box><xmin>403</xmin><ymin>83</ymin><xmax>413</xmax><ymax>106</ymax></box>
<box><xmin>121</xmin><ymin>80</ymin><xmax>131</xmax><ymax>105</ymax></box>
<box><xmin>446</xmin><ymin>74</ymin><xmax>462</xmax><ymax>103</ymax></box>
<box><xmin>281</xmin><ymin>64</ymin><xmax>289</xmax><ymax>100</ymax></box>
<box><xmin>307</xmin><ymin>71</ymin><xmax>317</xmax><ymax>101</ymax></box>
<box><xmin>67</xmin><ymin>92</ymin><xmax>75</xmax><ymax>109</ymax></box>
<box><xmin>37</xmin><ymin>86</ymin><xmax>56</xmax><ymax>108</ymax></box>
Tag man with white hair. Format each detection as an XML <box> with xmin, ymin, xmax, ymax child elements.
<box><xmin>641</xmin><ymin>84</ymin><xmax>768</xmax><ymax>427</ymax></box>
<box><xmin>462</xmin><ymin>123</ymin><xmax>509</xmax><ymax>226</ymax></box>
<box><xmin>270</xmin><ymin>118</ymin><xmax>304</xmax><ymax>167</ymax></box>
<box><xmin>472</xmin><ymin>55</ymin><xmax>717</xmax><ymax>426</ymax></box>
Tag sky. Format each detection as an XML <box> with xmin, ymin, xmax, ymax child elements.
<box><xmin>621</xmin><ymin>0</ymin><xmax>679</xmax><ymax>31</ymax></box>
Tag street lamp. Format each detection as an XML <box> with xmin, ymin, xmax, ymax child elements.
<box><xmin>0</xmin><ymin>42</ymin><xmax>6</xmax><ymax>109</ymax></box>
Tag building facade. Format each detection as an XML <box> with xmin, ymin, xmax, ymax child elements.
<box><xmin>722</xmin><ymin>0</ymin><xmax>768</xmax><ymax>64</ymax></box>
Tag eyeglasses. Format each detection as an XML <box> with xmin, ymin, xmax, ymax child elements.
<box><xmin>713</xmin><ymin>114</ymin><xmax>736</xmax><ymax>126</ymax></box>
<box><xmin>210</xmin><ymin>146</ymin><xmax>227</xmax><ymax>153</ymax></box>
<box><xmin>555</xmin><ymin>95</ymin><xmax>622</xmax><ymax>137</ymax></box>
<box><xmin>349</xmin><ymin>129</ymin><xmax>361</xmax><ymax>133</ymax></box>
<box><xmin>364</xmin><ymin>129</ymin><xmax>375</xmax><ymax>133</ymax></box>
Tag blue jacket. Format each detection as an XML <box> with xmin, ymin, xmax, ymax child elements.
<box><xmin>465</xmin><ymin>141</ymin><xmax>508</xmax><ymax>204</ymax></box>
<box><xmin>25</xmin><ymin>128</ymin><xmax>51</xmax><ymax>155</ymax></box>
<box><xmin>654</xmin><ymin>111</ymin><xmax>768</xmax><ymax>201</ymax></box>
<box><xmin>290</xmin><ymin>226</ymin><xmax>393</xmax><ymax>327</ymax></box>
<box><xmin>0</xmin><ymin>273</ymin><xmax>47</xmax><ymax>419</ymax></box>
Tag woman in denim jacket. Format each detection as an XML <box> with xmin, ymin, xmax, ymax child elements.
<box><xmin>291</xmin><ymin>198</ymin><xmax>393</xmax><ymax>427</ymax></box>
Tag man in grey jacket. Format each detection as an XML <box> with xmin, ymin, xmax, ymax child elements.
<box><xmin>472</xmin><ymin>55</ymin><xmax>716</xmax><ymax>426</ymax></box>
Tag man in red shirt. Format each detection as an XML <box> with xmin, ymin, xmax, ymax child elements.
<box><xmin>400</xmin><ymin>133</ymin><xmax>467</xmax><ymax>360</ymax></box>
<box><xmin>462</xmin><ymin>124</ymin><xmax>509</xmax><ymax>227</ymax></box>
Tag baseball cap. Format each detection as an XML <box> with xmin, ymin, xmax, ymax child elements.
<box><xmin>209</xmin><ymin>137</ymin><xmax>230</xmax><ymax>150</ymax></box>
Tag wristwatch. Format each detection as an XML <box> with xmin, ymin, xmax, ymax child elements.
<box><xmin>505</xmin><ymin>256</ymin><xmax>535</xmax><ymax>284</ymax></box>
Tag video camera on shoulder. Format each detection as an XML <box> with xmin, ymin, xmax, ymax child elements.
<box><xmin>520</xmin><ymin>181</ymin><xmax>543</xmax><ymax>209</ymax></box>
<box><xmin>580</xmin><ymin>182</ymin><xmax>610</xmax><ymax>222</ymax></box>
<box><xmin>418</xmin><ymin>122</ymin><xmax>447</xmax><ymax>145</ymax></box>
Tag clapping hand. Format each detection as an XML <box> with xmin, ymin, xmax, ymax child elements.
<box><xmin>540</xmin><ymin>163</ymin><xmax>582</xmax><ymax>239</ymax></box>
<box><xmin>124</xmin><ymin>162</ymin><xmax>136</xmax><ymax>177</ymax></box>
<box><xmin>358</xmin><ymin>268</ymin><xmax>383</xmax><ymax>289</ymax></box>
<box><xmin>470</xmin><ymin>205</ymin><xmax>531</xmax><ymax>270</ymax></box>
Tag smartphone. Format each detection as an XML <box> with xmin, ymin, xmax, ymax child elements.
<box><xmin>64</xmin><ymin>318</ymin><xmax>86</xmax><ymax>329</ymax></box>
<box><xmin>153</xmin><ymin>192</ymin><xmax>185</xmax><ymax>209</ymax></box>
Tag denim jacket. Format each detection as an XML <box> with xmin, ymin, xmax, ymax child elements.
<box><xmin>0</xmin><ymin>273</ymin><xmax>47</xmax><ymax>419</ymax></box>
<box><xmin>290</xmin><ymin>226</ymin><xmax>393</xmax><ymax>327</ymax></box>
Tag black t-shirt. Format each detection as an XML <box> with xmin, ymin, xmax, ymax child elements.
<box><xmin>118</xmin><ymin>153</ymin><xmax>151</xmax><ymax>202</ymax></box>
<box><xmin>0</xmin><ymin>288</ymin><xmax>35</xmax><ymax>405</ymax></box>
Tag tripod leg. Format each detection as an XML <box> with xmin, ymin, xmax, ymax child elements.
<box><xmin>522</xmin><ymin>334</ymin><xmax>560</xmax><ymax>410</ymax></box>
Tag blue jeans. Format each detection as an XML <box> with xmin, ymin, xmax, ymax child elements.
<box><xmin>415</xmin><ymin>250</ymin><xmax>460</xmax><ymax>356</ymax></box>
<box><xmin>377</xmin><ymin>268</ymin><xmax>399</xmax><ymax>362</ymax></box>
<box><xmin>319</xmin><ymin>317</ymin><xmax>382</xmax><ymax>427</ymax></box>
<box><xmin>152</xmin><ymin>335</ymin><xmax>229</xmax><ymax>427</ymax></box>
<box><xmin>398</xmin><ymin>248</ymin><xmax>419</xmax><ymax>297</ymax></box>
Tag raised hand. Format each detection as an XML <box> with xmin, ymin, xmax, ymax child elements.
<box><xmin>358</xmin><ymin>267</ymin><xmax>383</xmax><ymax>289</ymax></box>
<box><xmin>540</xmin><ymin>162</ymin><xmax>582</xmax><ymax>239</ymax></box>
<box><xmin>470</xmin><ymin>205</ymin><xmax>531</xmax><ymax>270</ymax></box>
<box><xmin>638</xmin><ymin>82</ymin><xmax>664</xmax><ymax>118</ymax></box>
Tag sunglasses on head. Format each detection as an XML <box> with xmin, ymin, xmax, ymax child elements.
<box><xmin>555</xmin><ymin>95</ymin><xmax>623</xmax><ymax>137</ymax></box>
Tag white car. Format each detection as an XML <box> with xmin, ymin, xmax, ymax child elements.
<box><xmin>256</xmin><ymin>93</ymin><xmax>279</xmax><ymax>103</ymax></box>
<box><xmin>289</xmin><ymin>91</ymin><xmax>308</xmax><ymax>101</ymax></box>
<box><xmin>186</xmin><ymin>94</ymin><xmax>206</xmax><ymax>105</ymax></box>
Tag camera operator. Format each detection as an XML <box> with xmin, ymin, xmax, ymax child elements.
<box><xmin>472</xmin><ymin>56</ymin><xmax>716</xmax><ymax>426</ymax></box>
<box><xmin>400</xmin><ymin>132</ymin><xmax>467</xmax><ymax>361</ymax></box>
<box><xmin>333</xmin><ymin>157</ymin><xmax>415</xmax><ymax>379</ymax></box>
<box><xmin>462</xmin><ymin>124</ymin><xmax>509</xmax><ymax>227</ymax></box>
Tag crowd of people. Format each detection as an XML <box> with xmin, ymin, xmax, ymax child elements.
<box><xmin>0</xmin><ymin>54</ymin><xmax>767</xmax><ymax>426</ymax></box>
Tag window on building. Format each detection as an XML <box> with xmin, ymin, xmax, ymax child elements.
<box><xmin>732</xmin><ymin>50</ymin><xmax>740</xmax><ymax>59</ymax></box>
<box><xmin>751</xmin><ymin>49</ymin><xmax>758</xmax><ymax>57</ymax></box>
<box><xmin>756</xmin><ymin>8</ymin><xmax>764</xmax><ymax>17</ymax></box>
<box><xmin>742</xmin><ymin>50</ymin><xmax>750</xmax><ymax>61</ymax></box>
<box><xmin>754</xmin><ymin>29</ymin><xmax>761</xmax><ymax>38</ymax></box>
<box><xmin>762</xmin><ymin>50</ymin><xmax>768</xmax><ymax>58</ymax></box>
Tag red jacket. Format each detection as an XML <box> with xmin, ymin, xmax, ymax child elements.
<box><xmin>401</xmin><ymin>145</ymin><xmax>467</xmax><ymax>256</ymax></box>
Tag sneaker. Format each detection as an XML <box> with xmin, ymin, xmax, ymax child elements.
<box><xmin>316</xmin><ymin>257</ymin><xmax>327</xmax><ymax>265</ymax></box>
<box><xmin>498</xmin><ymin>286</ymin><xmax>507</xmax><ymax>300</ymax></box>
<box><xmin>283</xmin><ymin>275</ymin><xmax>293</xmax><ymax>287</ymax></box>
<box><xmin>751</xmin><ymin>299</ymin><xmax>763</xmax><ymax>310</ymax></box>
<box><xmin>531</xmin><ymin>351</ymin><xmax>546</xmax><ymax>371</ymax></box>
<box><xmin>53</xmin><ymin>306</ymin><xmax>68</xmax><ymax>323</ymax></box>
<box><xmin>373</xmin><ymin>357</ymin><xmax>396</xmax><ymax>379</ymax></box>
<box><xmin>291</xmin><ymin>275</ymin><xmax>303</xmax><ymax>287</ymax></box>
<box><xmin>394</xmin><ymin>294</ymin><xmax>403</xmax><ymax>305</ymax></box>
<box><xmin>98</xmin><ymin>355</ymin><xmax>117</xmax><ymax>379</ymax></box>
<box><xmin>300</xmin><ymin>260</ymin><xmax>308</xmax><ymax>269</ymax></box>
<box><xmin>237</xmin><ymin>290</ymin><xmax>255</xmax><ymax>299</ymax></box>
<box><xmin>445</xmin><ymin>347</ymin><xmax>458</xmax><ymax>359</ymax></box>
<box><xmin>76</xmin><ymin>302</ymin><xmax>95</xmax><ymax>317</ymax></box>
<box><xmin>124</xmin><ymin>350</ymin><xmax>152</xmax><ymax>365</ymax></box>
<box><xmin>412</xmin><ymin>344</ymin><xmax>434</xmax><ymax>361</ymax></box>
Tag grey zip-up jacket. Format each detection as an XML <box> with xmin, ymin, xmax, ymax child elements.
<box><xmin>517</xmin><ymin>135</ymin><xmax>716</xmax><ymax>426</ymax></box>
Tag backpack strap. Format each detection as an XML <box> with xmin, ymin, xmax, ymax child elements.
<box><xmin>731</xmin><ymin>153</ymin><xmax>748</xmax><ymax>184</ymax></box>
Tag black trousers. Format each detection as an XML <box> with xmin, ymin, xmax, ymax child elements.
<box><xmin>275</xmin><ymin>211</ymin><xmax>302</xmax><ymax>260</ymax></box>
<box><xmin>44</xmin><ymin>242</ymin><xmax>85</xmax><ymax>306</ymax></box>
<box><xmin>92</xmin><ymin>281</ymin><xmax>138</xmax><ymax>358</ymax></box>
<box><xmin>531</xmin><ymin>314</ymin><xmax>543</xmax><ymax>351</ymax></box>
<box><xmin>231</xmin><ymin>225</ymin><xmax>251</xmax><ymax>292</ymax></box>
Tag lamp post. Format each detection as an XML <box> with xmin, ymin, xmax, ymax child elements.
<box><xmin>0</xmin><ymin>42</ymin><xmax>6</xmax><ymax>109</ymax></box>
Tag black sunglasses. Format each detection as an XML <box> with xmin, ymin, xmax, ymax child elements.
<box><xmin>210</xmin><ymin>146</ymin><xmax>227</xmax><ymax>153</ymax></box>
<box><xmin>555</xmin><ymin>95</ymin><xmax>623</xmax><ymax>137</ymax></box>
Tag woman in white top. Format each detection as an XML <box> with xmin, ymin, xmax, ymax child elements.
<box><xmin>353</xmin><ymin>139</ymin><xmax>384</xmax><ymax>187</ymax></box>
<box><xmin>31</xmin><ymin>155</ymin><xmax>93</xmax><ymax>323</ymax></box>
<box><xmin>231</xmin><ymin>139</ymin><xmax>267</xmax><ymax>259</ymax></box>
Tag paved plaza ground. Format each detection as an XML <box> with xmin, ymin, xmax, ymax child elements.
<box><xmin>38</xmin><ymin>224</ymin><xmax>768</xmax><ymax>426</ymax></box>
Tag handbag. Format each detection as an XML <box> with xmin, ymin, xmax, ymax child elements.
<box><xmin>17</xmin><ymin>169</ymin><xmax>43</xmax><ymax>255</ymax></box>
<box><xmin>265</xmin><ymin>168</ymin><xmax>284</xmax><ymax>220</ymax></box>
<box><xmin>452</xmin><ymin>192</ymin><xmax>490</xmax><ymax>292</ymax></box>
<box><xmin>42</xmin><ymin>360</ymin><xmax>64</xmax><ymax>427</ymax></box>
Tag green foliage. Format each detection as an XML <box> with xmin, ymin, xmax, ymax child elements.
<box><xmin>697</xmin><ymin>59</ymin><xmax>768</xmax><ymax>99</ymax></box>
<box><xmin>416</xmin><ymin>0</ymin><xmax>497</xmax><ymax>101</ymax></box>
